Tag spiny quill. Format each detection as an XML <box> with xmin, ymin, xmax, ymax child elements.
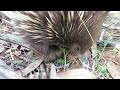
<box><xmin>0</xmin><ymin>11</ymin><xmax>109</xmax><ymax>62</ymax></box>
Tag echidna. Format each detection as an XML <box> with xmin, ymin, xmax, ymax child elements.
<box><xmin>0</xmin><ymin>11</ymin><xmax>109</xmax><ymax>62</ymax></box>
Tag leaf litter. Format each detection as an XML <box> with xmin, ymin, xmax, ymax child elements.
<box><xmin>0</xmin><ymin>11</ymin><xmax>120</xmax><ymax>79</ymax></box>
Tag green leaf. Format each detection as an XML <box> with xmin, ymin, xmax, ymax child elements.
<box><xmin>112</xmin><ymin>47</ymin><xmax>119</xmax><ymax>54</ymax></box>
<box><xmin>98</xmin><ymin>65</ymin><xmax>109</xmax><ymax>78</ymax></box>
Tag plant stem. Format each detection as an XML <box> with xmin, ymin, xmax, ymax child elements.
<box><xmin>63</xmin><ymin>48</ymin><xmax>67</xmax><ymax>72</ymax></box>
<box><xmin>96</xmin><ymin>35</ymin><xmax>112</xmax><ymax>69</ymax></box>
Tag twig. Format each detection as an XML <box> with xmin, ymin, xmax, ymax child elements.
<box><xmin>9</xmin><ymin>46</ymin><xmax>14</xmax><ymax>70</ymax></box>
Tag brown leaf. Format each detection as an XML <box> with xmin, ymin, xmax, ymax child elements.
<box><xmin>107</xmin><ymin>61</ymin><xmax>120</xmax><ymax>79</ymax></box>
<box><xmin>105</xmin><ymin>50</ymin><xmax>116</xmax><ymax>61</ymax></box>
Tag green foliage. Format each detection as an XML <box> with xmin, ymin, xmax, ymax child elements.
<box><xmin>96</xmin><ymin>34</ymin><xmax>112</xmax><ymax>78</ymax></box>
<box><xmin>98</xmin><ymin>34</ymin><xmax>113</xmax><ymax>61</ymax></box>
<box><xmin>55</xmin><ymin>58</ymin><xmax>65</xmax><ymax>66</ymax></box>
<box><xmin>112</xmin><ymin>47</ymin><xmax>119</xmax><ymax>54</ymax></box>
<box><xmin>98</xmin><ymin>65</ymin><xmax>109</xmax><ymax>78</ymax></box>
<box><xmin>55</xmin><ymin>48</ymin><xmax>68</xmax><ymax>72</ymax></box>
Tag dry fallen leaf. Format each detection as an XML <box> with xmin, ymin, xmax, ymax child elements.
<box><xmin>91</xmin><ymin>44</ymin><xmax>98</xmax><ymax>58</ymax></box>
<box><xmin>107</xmin><ymin>61</ymin><xmax>120</xmax><ymax>79</ymax></box>
<box><xmin>0</xmin><ymin>59</ymin><xmax>24</xmax><ymax>79</ymax></box>
<box><xmin>28</xmin><ymin>71</ymin><xmax>39</xmax><ymax>79</ymax></box>
<box><xmin>50</xmin><ymin>63</ymin><xmax>61</xmax><ymax>79</ymax></box>
<box><xmin>105</xmin><ymin>50</ymin><xmax>116</xmax><ymax>61</ymax></box>
<box><xmin>57</xmin><ymin>69</ymin><xmax>96</xmax><ymax>79</ymax></box>
<box><xmin>21</xmin><ymin>60</ymin><xmax>42</xmax><ymax>76</ymax></box>
<box><xmin>26</xmin><ymin>50</ymin><xmax>33</xmax><ymax>59</ymax></box>
<box><xmin>0</xmin><ymin>47</ymin><xmax>5</xmax><ymax>54</ymax></box>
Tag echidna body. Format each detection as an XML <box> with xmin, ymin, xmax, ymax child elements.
<box><xmin>0</xmin><ymin>11</ymin><xmax>109</xmax><ymax>62</ymax></box>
